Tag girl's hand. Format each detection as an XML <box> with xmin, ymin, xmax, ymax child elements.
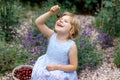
<box><xmin>50</xmin><ymin>5</ymin><xmax>60</xmax><ymax>13</ymax></box>
<box><xmin>46</xmin><ymin>64</ymin><xmax>57</xmax><ymax>71</ymax></box>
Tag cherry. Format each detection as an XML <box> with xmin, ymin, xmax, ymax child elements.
<box><xmin>14</xmin><ymin>66</ymin><xmax>33</xmax><ymax>80</ymax></box>
<box><xmin>56</xmin><ymin>13</ymin><xmax>62</xmax><ymax>18</ymax></box>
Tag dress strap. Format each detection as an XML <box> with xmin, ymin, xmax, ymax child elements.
<box><xmin>49</xmin><ymin>33</ymin><xmax>57</xmax><ymax>41</ymax></box>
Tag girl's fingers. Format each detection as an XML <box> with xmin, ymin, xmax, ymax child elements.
<box><xmin>50</xmin><ymin>5</ymin><xmax>60</xmax><ymax>13</ymax></box>
<box><xmin>46</xmin><ymin>66</ymin><xmax>52</xmax><ymax>71</ymax></box>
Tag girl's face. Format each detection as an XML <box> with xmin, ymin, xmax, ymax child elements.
<box><xmin>55</xmin><ymin>15</ymin><xmax>72</xmax><ymax>34</ymax></box>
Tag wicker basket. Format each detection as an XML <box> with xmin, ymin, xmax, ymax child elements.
<box><xmin>12</xmin><ymin>65</ymin><xmax>33</xmax><ymax>80</ymax></box>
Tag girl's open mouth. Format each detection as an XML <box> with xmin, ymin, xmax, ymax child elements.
<box><xmin>57</xmin><ymin>22</ymin><xmax>64</xmax><ymax>27</ymax></box>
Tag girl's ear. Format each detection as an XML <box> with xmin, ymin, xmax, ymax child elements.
<box><xmin>70</xmin><ymin>30</ymin><xmax>74</xmax><ymax>35</ymax></box>
<box><xmin>70</xmin><ymin>27</ymin><xmax>74</xmax><ymax>35</ymax></box>
<box><xmin>68</xmin><ymin>27</ymin><xmax>75</xmax><ymax>39</ymax></box>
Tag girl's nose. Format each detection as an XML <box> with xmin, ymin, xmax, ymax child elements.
<box><xmin>59</xmin><ymin>18</ymin><xmax>63</xmax><ymax>23</ymax></box>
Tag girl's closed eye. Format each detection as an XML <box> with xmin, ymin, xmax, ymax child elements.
<box><xmin>64</xmin><ymin>20</ymin><xmax>69</xmax><ymax>23</ymax></box>
<box><xmin>59</xmin><ymin>18</ymin><xmax>69</xmax><ymax>23</ymax></box>
<box><xmin>59</xmin><ymin>17</ymin><xmax>69</xmax><ymax>23</ymax></box>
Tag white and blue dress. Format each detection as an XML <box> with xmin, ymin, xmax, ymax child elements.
<box><xmin>31</xmin><ymin>33</ymin><xmax>78</xmax><ymax>80</ymax></box>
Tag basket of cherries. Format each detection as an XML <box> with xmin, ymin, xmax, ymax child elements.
<box><xmin>12</xmin><ymin>65</ymin><xmax>33</xmax><ymax>80</ymax></box>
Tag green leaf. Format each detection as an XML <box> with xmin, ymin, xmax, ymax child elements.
<box><xmin>86</xmin><ymin>0</ymin><xmax>91</xmax><ymax>4</ymax></box>
<box><xmin>103</xmin><ymin>1</ymin><xmax>115</xmax><ymax>7</ymax></box>
<box><xmin>92</xmin><ymin>0</ymin><xmax>97</xmax><ymax>3</ymax></box>
<box><xmin>85</xmin><ymin>4</ymin><xmax>88</xmax><ymax>8</ymax></box>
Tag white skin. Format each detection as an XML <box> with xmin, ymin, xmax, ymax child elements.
<box><xmin>55</xmin><ymin>15</ymin><xmax>73</xmax><ymax>42</ymax></box>
<box><xmin>35</xmin><ymin>5</ymin><xmax>78</xmax><ymax>72</ymax></box>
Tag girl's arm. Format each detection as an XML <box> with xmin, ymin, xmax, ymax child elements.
<box><xmin>35</xmin><ymin>5</ymin><xmax>60</xmax><ymax>40</ymax></box>
<box><xmin>46</xmin><ymin>44</ymin><xmax>78</xmax><ymax>72</ymax></box>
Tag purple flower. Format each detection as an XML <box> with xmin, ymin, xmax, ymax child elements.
<box><xmin>82</xmin><ymin>64</ymin><xmax>87</xmax><ymax>70</ymax></box>
<box><xmin>103</xmin><ymin>45</ymin><xmax>110</xmax><ymax>48</ymax></box>
<box><xmin>37</xmin><ymin>46</ymin><xmax>45</xmax><ymax>51</ymax></box>
<box><xmin>43</xmin><ymin>39</ymin><xmax>47</xmax><ymax>45</ymax></box>
<box><xmin>28</xmin><ymin>60</ymin><xmax>35</xmax><ymax>65</ymax></box>
<box><xmin>79</xmin><ymin>42</ymin><xmax>84</xmax><ymax>48</ymax></box>
<box><xmin>36</xmin><ymin>34</ymin><xmax>42</xmax><ymax>40</ymax></box>
<box><xmin>29</xmin><ymin>47</ymin><xmax>38</xmax><ymax>54</ymax></box>
<box><xmin>81</xmin><ymin>25</ymin><xmax>95</xmax><ymax>37</ymax></box>
<box><xmin>29</xmin><ymin>39</ymin><xmax>36</xmax><ymax>46</ymax></box>
<box><xmin>21</xmin><ymin>39</ymin><xmax>28</xmax><ymax>48</ymax></box>
<box><xmin>90</xmin><ymin>66</ymin><xmax>94</xmax><ymax>70</ymax></box>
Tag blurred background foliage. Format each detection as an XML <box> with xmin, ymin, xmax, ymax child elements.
<box><xmin>113</xmin><ymin>39</ymin><xmax>120</xmax><ymax>68</ymax></box>
<box><xmin>0</xmin><ymin>0</ymin><xmax>20</xmax><ymax>42</ymax></box>
<box><xmin>95</xmin><ymin>0</ymin><xmax>120</xmax><ymax>38</ymax></box>
<box><xmin>0</xmin><ymin>0</ymin><xmax>120</xmax><ymax>76</ymax></box>
<box><xmin>20</xmin><ymin>0</ymin><xmax>101</xmax><ymax>15</ymax></box>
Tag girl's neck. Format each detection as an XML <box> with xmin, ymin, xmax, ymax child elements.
<box><xmin>56</xmin><ymin>33</ymin><xmax>69</xmax><ymax>42</ymax></box>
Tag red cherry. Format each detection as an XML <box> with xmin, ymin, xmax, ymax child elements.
<box><xmin>14</xmin><ymin>66</ymin><xmax>33</xmax><ymax>80</ymax></box>
<box><xmin>56</xmin><ymin>13</ymin><xmax>62</xmax><ymax>18</ymax></box>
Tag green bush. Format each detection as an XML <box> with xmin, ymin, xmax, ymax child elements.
<box><xmin>95</xmin><ymin>0</ymin><xmax>120</xmax><ymax>38</ymax></box>
<box><xmin>0</xmin><ymin>40</ymin><xmax>36</xmax><ymax>75</ymax></box>
<box><xmin>21</xmin><ymin>0</ymin><xmax>100</xmax><ymax>14</ymax></box>
<box><xmin>113</xmin><ymin>39</ymin><xmax>120</xmax><ymax>68</ymax></box>
<box><xmin>0</xmin><ymin>41</ymin><xmax>18</xmax><ymax>75</ymax></box>
<box><xmin>20</xmin><ymin>0</ymin><xmax>47</xmax><ymax>7</ymax></box>
<box><xmin>57</xmin><ymin>0</ymin><xmax>101</xmax><ymax>14</ymax></box>
<box><xmin>0</xmin><ymin>0</ymin><xmax>22</xmax><ymax>42</ymax></box>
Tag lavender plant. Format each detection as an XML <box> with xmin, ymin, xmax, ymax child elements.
<box><xmin>76</xmin><ymin>25</ymin><xmax>104</xmax><ymax>74</ymax></box>
<box><xmin>98</xmin><ymin>31</ymin><xmax>113</xmax><ymax>49</ymax></box>
<box><xmin>21</xmin><ymin>29</ymin><xmax>47</xmax><ymax>54</ymax></box>
<box><xmin>17</xmin><ymin>22</ymin><xmax>48</xmax><ymax>65</ymax></box>
<box><xmin>0</xmin><ymin>24</ymin><xmax>47</xmax><ymax>75</ymax></box>
<box><xmin>0</xmin><ymin>0</ymin><xmax>22</xmax><ymax>42</ymax></box>
<box><xmin>113</xmin><ymin>40</ymin><xmax>120</xmax><ymax>68</ymax></box>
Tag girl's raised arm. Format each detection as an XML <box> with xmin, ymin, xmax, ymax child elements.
<box><xmin>35</xmin><ymin>5</ymin><xmax>60</xmax><ymax>40</ymax></box>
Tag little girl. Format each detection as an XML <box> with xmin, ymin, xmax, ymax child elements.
<box><xmin>31</xmin><ymin>5</ymin><xmax>81</xmax><ymax>80</ymax></box>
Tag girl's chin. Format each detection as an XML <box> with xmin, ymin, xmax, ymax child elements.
<box><xmin>55</xmin><ymin>26</ymin><xmax>65</xmax><ymax>31</ymax></box>
<box><xmin>55</xmin><ymin>28</ymin><xmax>62</xmax><ymax>33</ymax></box>
<box><xmin>54</xmin><ymin>29</ymin><xmax>60</xmax><ymax>32</ymax></box>
<box><xmin>55</xmin><ymin>26</ymin><xmax>63</xmax><ymax>29</ymax></box>
<box><xmin>55</xmin><ymin>29</ymin><xmax>67</xmax><ymax>34</ymax></box>
<box><xmin>55</xmin><ymin>27</ymin><xmax>62</xmax><ymax>31</ymax></box>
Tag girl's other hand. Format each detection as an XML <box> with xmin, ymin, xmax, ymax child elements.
<box><xmin>46</xmin><ymin>64</ymin><xmax>57</xmax><ymax>71</ymax></box>
<box><xmin>50</xmin><ymin>5</ymin><xmax>60</xmax><ymax>13</ymax></box>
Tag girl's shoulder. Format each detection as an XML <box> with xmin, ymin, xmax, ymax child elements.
<box><xmin>68</xmin><ymin>39</ymin><xmax>75</xmax><ymax>46</ymax></box>
<box><xmin>49</xmin><ymin>32</ymin><xmax>57</xmax><ymax>40</ymax></box>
